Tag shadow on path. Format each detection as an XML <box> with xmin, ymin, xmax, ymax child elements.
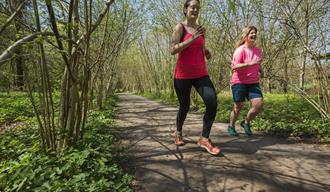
<box><xmin>115</xmin><ymin>94</ymin><xmax>330</xmax><ymax>192</ymax></box>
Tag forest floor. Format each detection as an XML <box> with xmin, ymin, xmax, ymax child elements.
<box><xmin>0</xmin><ymin>122</ymin><xmax>22</xmax><ymax>134</ymax></box>
<box><xmin>115</xmin><ymin>93</ymin><xmax>330</xmax><ymax>192</ymax></box>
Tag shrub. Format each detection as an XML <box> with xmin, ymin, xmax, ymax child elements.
<box><xmin>143</xmin><ymin>91</ymin><xmax>330</xmax><ymax>142</ymax></box>
<box><xmin>0</xmin><ymin>94</ymin><xmax>133</xmax><ymax>192</ymax></box>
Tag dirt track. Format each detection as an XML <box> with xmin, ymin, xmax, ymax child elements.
<box><xmin>115</xmin><ymin>94</ymin><xmax>330</xmax><ymax>192</ymax></box>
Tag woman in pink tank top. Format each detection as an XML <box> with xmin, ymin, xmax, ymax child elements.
<box><xmin>169</xmin><ymin>0</ymin><xmax>220</xmax><ymax>155</ymax></box>
<box><xmin>227</xmin><ymin>26</ymin><xmax>264</xmax><ymax>137</ymax></box>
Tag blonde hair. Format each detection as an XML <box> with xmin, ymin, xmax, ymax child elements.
<box><xmin>236</xmin><ymin>26</ymin><xmax>258</xmax><ymax>48</ymax></box>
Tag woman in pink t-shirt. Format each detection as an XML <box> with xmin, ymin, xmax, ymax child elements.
<box><xmin>169</xmin><ymin>0</ymin><xmax>220</xmax><ymax>155</ymax></box>
<box><xmin>228</xmin><ymin>26</ymin><xmax>264</xmax><ymax>136</ymax></box>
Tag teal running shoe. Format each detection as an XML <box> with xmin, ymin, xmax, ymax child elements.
<box><xmin>228</xmin><ymin>125</ymin><xmax>239</xmax><ymax>136</ymax></box>
<box><xmin>240</xmin><ymin>121</ymin><xmax>253</xmax><ymax>136</ymax></box>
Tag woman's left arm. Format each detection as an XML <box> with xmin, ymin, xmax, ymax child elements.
<box><xmin>259</xmin><ymin>49</ymin><xmax>264</xmax><ymax>77</ymax></box>
<box><xmin>259</xmin><ymin>63</ymin><xmax>264</xmax><ymax>78</ymax></box>
<box><xmin>204</xmin><ymin>47</ymin><xmax>212</xmax><ymax>60</ymax></box>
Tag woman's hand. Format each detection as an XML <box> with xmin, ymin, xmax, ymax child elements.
<box><xmin>170</xmin><ymin>24</ymin><xmax>205</xmax><ymax>55</ymax></box>
<box><xmin>232</xmin><ymin>58</ymin><xmax>262</xmax><ymax>70</ymax></box>
<box><xmin>191</xmin><ymin>26</ymin><xmax>205</xmax><ymax>40</ymax></box>
<box><xmin>248</xmin><ymin>58</ymin><xmax>262</xmax><ymax>66</ymax></box>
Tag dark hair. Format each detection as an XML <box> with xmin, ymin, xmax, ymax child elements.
<box><xmin>183</xmin><ymin>0</ymin><xmax>200</xmax><ymax>16</ymax></box>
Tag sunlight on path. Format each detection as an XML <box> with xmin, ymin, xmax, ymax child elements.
<box><xmin>115</xmin><ymin>94</ymin><xmax>330</xmax><ymax>192</ymax></box>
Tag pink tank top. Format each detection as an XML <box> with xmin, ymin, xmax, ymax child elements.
<box><xmin>175</xmin><ymin>24</ymin><xmax>208</xmax><ymax>79</ymax></box>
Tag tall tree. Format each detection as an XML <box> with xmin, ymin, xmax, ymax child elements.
<box><xmin>8</xmin><ymin>0</ymin><xmax>28</xmax><ymax>90</ymax></box>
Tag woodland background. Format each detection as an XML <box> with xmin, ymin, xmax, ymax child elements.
<box><xmin>0</xmin><ymin>0</ymin><xmax>329</xmax><ymax>191</ymax></box>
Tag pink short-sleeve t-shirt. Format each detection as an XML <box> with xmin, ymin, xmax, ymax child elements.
<box><xmin>231</xmin><ymin>44</ymin><xmax>262</xmax><ymax>85</ymax></box>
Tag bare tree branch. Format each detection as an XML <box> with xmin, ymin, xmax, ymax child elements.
<box><xmin>45</xmin><ymin>0</ymin><xmax>76</xmax><ymax>82</ymax></box>
<box><xmin>0</xmin><ymin>0</ymin><xmax>28</xmax><ymax>35</ymax></box>
<box><xmin>0</xmin><ymin>32</ymin><xmax>54</xmax><ymax>65</ymax></box>
<box><xmin>70</xmin><ymin>0</ymin><xmax>115</xmax><ymax>56</ymax></box>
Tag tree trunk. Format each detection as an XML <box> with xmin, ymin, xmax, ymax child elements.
<box><xmin>9</xmin><ymin>0</ymin><xmax>25</xmax><ymax>90</ymax></box>
<box><xmin>15</xmin><ymin>48</ymin><xmax>24</xmax><ymax>90</ymax></box>
<box><xmin>283</xmin><ymin>57</ymin><xmax>288</xmax><ymax>93</ymax></box>
<box><xmin>299</xmin><ymin>1</ymin><xmax>309</xmax><ymax>91</ymax></box>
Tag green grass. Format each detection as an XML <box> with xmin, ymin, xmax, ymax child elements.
<box><xmin>0</xmin><ymin>92</ymin><xmax>34</xmax><ymax>124</ymax></box>
<box><xmin>217</xmin><ymin>93</ymin><xmax>330</xmax><ymax>142</ymax></box>
<box><xmin>143</xmin><ymin>91</ymin><xmax>330</xmax><ymax>143</ymax></box>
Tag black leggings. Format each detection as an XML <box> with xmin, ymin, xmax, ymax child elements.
<box><xmin>174</xmin><ymin>76</ymin><xmax>217</xmax><ymax>138</ymax></box>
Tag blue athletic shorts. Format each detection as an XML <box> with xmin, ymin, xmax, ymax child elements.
<box><xmin>231</xmin><ymin>83</ymin><xmax>263</xmax><ymax>102</ymax></box>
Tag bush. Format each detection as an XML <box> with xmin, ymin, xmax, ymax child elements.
<box><xmin>143</xmin><ymin>91</ymin><xmax>330</xmax><ymax>142</ymax></box>
<box><xmin>0</xmin><ymin>94</ymin><xmax>133</xmax><ymax>192</ymax></box>
<box><xmin>0</xmin><ymin>92</ymin><xmax>34</xmax><ymax>125</ymax></box>
<box><xmin>252</xmin><ymin>94</ymin><xmax>330</xmax><ymax>141</ymax></box>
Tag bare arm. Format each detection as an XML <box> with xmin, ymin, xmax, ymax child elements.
<box><xmin>259</xmin><ymin>64</ymin><xmax>264</xmax><ymax>78</ymax></box>
<box><xmin>232</xmin><ymin>59</ymin><xmax>262</xmax><ymax>70</ymax></box>
<box><xmin>170</xmin><ymin>24</ymin><xmax>205</xmax><ymax>55</ymax></box>
<box><xmin>204</xmin><ymin>47</ymin><xmax>211</xmax><ymax>60</ymax></box>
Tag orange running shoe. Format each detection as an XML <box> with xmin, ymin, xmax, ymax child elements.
<box><xmin>197</xmin><ymin>137</ymin><xmax>221</xmax><ymax>155</ymax></box>
<box><xmin>172</xmin><ymin>131</ymin><xmax>185</xmax><ymax>146</ymax></box>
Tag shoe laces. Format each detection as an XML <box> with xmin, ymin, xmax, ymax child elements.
<box><xmin>201</xmin><ymin>138</ymin><xmax>214</xmax><ymax>148</ymax></box>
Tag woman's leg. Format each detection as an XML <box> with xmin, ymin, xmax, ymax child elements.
<box><xmin>245</xmin><ymin>83</ymin><xmax>263</xmax><ymax>123</ymax></box>
<box><xmin>228</xmin><ymin>84</ymin><xmax>247</xmax><ymax>136</ymax></box>
<box><xmin>174</xmin><ymin>78</ymin><xmax>192</xmax><ymax>132</ymax></box>
<box><xmin>193</xmin><ymin>76</ymin><xmax>217</xmax><ymax>138</ymax></box>
<box><xmin>246</xmin><ymin>98</ymin><xmax>263</xmax><ymax>123</ymax></box>
<box><xmin>240</xmin><ymin>83</ymin><xmax>263</xmax><ymax>135</ymax></box>
<box><xmin>229</xmin><ymin>102</ymin><xmax>244</xmax><ymax>127</ymax></box>
<box><xmin>194</xmin><ymin>76</ymin><xmax>221</xmax><ymax>155</ymax></box>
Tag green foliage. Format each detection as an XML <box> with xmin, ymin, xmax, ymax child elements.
<box><xmin>143</xmin><ymin>91</ymin><xmax>330</xmax><ymax>142</ymax></box>
<box><xmin>142</xmin><ymin>91</ymin><xmax>178</xmax><ymax>106</ymax></box>
<box><xmin>218</xmin><ymin>94</ymin><xmax>330</xmax><ymax>141</ymax></box>
<box><xmin>0</xmin><ymin>92</ymin><xmax>61</xmax><ymax>125</ymax></box>
<box><xmin>251</xmin><ymin>94</ymin><xmax>330</xmax><ymax>141</ymax></box>
<box><xmin>0</xmin><ymin>92</ymin><xmax>34</xmax><ymax>125</ymax></box>
<box><xmin>0</xmin><ymin>95</ymin><xmax>133</xmax><ymax>192</ymax></box>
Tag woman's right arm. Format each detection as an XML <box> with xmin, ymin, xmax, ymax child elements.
<box><xmin>231</xmin><ymin>48</ymin><xmax>261</xmax><ymax>70</ymax></box>
<box><xmin>232</xmin><ymin>59</ymin><xmax>261</xmax><ymax>69</ymax></box>
<box><xmin>170</xmin><ymin>24</ymin><xmax>204</xmax><ymax>55</ymax></box>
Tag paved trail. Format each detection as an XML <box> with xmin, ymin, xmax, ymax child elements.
<box><xmin>115</xmin><ymin>94</ymin><xmax>330</xmax><ymax>192</ymax></box>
